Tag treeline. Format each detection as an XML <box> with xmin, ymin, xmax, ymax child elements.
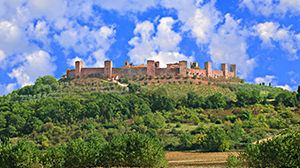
<box><xmin>0</xmin><ymin>132</ymin><xmax>168</xmax><ymax>168</ymax></box>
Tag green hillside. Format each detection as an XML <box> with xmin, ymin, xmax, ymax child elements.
<box><xmin>0</xmin><ymin>75</ymin><xmax>299</xmax><ymax>167</ymax></box>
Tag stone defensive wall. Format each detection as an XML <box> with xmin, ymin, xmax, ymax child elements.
<box><xmin>66</xmin><ymin>60</ymin><xmax>236</xmax><ymax>79</ymax></box>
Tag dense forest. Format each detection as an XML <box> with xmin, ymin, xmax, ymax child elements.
<box><xmin>0</xmin><ymin>75</ymin><xmax>300</xmax><ymax>167</ymax></box>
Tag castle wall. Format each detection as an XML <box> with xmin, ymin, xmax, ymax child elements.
<box><xmin>187</xmin><ymin>69</ymin><xmax>206</xmax><ymax>77</ymax></box>
<box><xmin>81</xmin><ymin>68</ymin><xmax>104</xmax><ymax>78</ymax></box>
<box><xmin>67</xmin><ymin>60</ymin><xmax>237</xmax><ymax>79</ymax></box>
<box><xmin>113</xmin><ymin>68</ymin><xmax>147</xmax><ymax>78</ymax></box>
<box><xmin>228</xmin><ymin>71</ymin><xmax>235</xmax><ymax>78</ymax></box>
<box><xmin>155</xmin><ymin>68</ymin><xmax>179</xmax><ymax>76</ymax></box>
<box><xmin>211</xmin><ymin>70</ymin><xmax>224</xmax><ymax>78</ymax></box>
<box><xmin>67</xmin><ymin>70</ymin><xmax>75</xmax><ymax>78</ymax></box>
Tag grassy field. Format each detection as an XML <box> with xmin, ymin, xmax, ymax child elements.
<box><xmin>166</xmin><ymin>151</ymin><xmax>239</xmax><ymax>167</ymax></box>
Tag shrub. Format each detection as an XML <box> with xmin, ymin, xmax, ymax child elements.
<box><xmin>144</xmin><ymin>81</ymin><xmax>148</xmax><ymax>85</ymax></box>
<box><xmin>189</xmin><ymin>81</ymin><xmax>193</xmax><ymax>84</ymax></box>
<box><xmin>176</xmin><ymin>122</ymin><xmax>182</xmax><ymax>128</ymax></box>
<box><xmin>226</xmin><ymin>153</ymin><xmax>242</xmax><ymax>167</ymax></box>
<box><xmin>192</xmin><ymin>75</ymin><xmax>197</xmax><ymax>79</ymax></box>
<box><xmin>101</xmin><ymin>133</ymin><xmax>168</xmax><ymax>167</ymax></box>
<box><xmin>215</xmin><ymin>119</ymin><xmax>222</xmax><ymax>124</ymax></box>
<box><xmin>184</xmin><ymin>80</ymin><xmax>188</xmax><ymax>84</ymax></box>
<box><xmin>0</xmin><ymin>140</ymin><xmax>40</xmax><ymax>168</ymax></box>
<box><xmin>198</xmin><ymin>81</ymin><xmax>202</xmax><ymax>85</ymax></box>
<box><xmin>238</xmin><ymin>121</ymin><xmax>300</xmax><ymax>167</ymax></box>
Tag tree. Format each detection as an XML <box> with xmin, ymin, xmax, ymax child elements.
<box><xmin>35</xmin><ymin>75</ymin><xmax>57</xmax><ymax>85</ymax></box>
<box><xmin>127</xmin><ymin>83</ymin><xmax>140</xmax><ymax>93</ymax></box>
<box><xmin>202</xmin><ymin>124</ymin><xmax>229</xmax><ymax>151</ymax></box>
<box><xmin>235</xmin><ymin>90</ymin><xmax>251</xmax><ymax>107</ymax></box>
<box><xmin>179</xmin><ymin>132</ymin><xmax>193</xmax><ymax>148</ymax></box>
<box><xmin>205</xmin><ymin>93</ymin><xmax>226</xmax><ymax>109</ymax></box>
<box><xmin>237</xmin><ymin>121</ymin><xmax>300</xmax><ymax>167</ymax></box>
<box><xmin>275</xmin><ymin>91</ymin><xmax>297</xmax><ymax>107</ymax></box>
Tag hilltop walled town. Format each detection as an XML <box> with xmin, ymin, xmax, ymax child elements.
<box><xmin>66</xmin><ymin>60</ymin><xmax>237</xmax><ymax>79</ymax></box>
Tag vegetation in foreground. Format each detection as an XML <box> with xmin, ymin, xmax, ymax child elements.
<box><xmin>0</xmin><ymin>132</ymin><xmax>168</xmax><ymax>168</ymax></box>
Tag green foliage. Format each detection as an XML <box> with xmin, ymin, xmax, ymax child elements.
<box><xmin>0</xmin><ymin>140</ymin><xmax>40</xmax><ymax>168</ymax></box>
<box><xmin>176</xmin><ymin>122</ymin><xmax>182</xmax><ymax>128</ymax></box>
<box><xmin>215</xmin><ymin>119</ymin><xmax>222</xmax><ymax>124</ymax></box>
<box><xmin>226</xmin><ymin>153</ymin><xmax>242</xmax><ymax>167</ymax></box>
<box><xmin>179</xmin><ymin>132</ymin><xmax>193</xmax><ymax>148</ymax></box>
<box><xmin>238</xmin><ymin>121</ymin><xmax>300</xmax><ymax>167</ymax></box>
<box><xmin>275</xmin><ymin>90</ymin><xmax>298</xmax><ymax>107</ymax></box>
<box><xmin>101</xmin><ymin>132</ymin><xmax>168</xmax><ymax>167</ymax></box>
<box><xmin>128</xmin><ymin>83</ymin><xmax>140</xmax><ymax>93</ymax></box>
<box><xmin>202</xmin><ymin>124</ymin><xmax>229</xmax><ymax>152</ymax></box>
<box><xmin>35</xmin><ymin>76</ymin><xmax>57</xmax><ymax>85</ymax></box>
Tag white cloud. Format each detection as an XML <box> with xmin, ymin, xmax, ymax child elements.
<box><xmin>95</xmin><ymin>0</ymin><xmax>158</xmax><ymax>14</ymax></box>
<box><xmin>0</xmin><ymin>21</ymin><xmax>32</xmax><ymax>58</ymax></box>
<box><xmin>276</xmin><ymin>84</ymin><xmax>293</xmax><ymax>91</ymax></box>
<box><xmin>8</xmin><ymin>50</ymin><xmax>56</xmax><ymax>87</ymax></box>
<box><xmin>208</xmin><ymin>14</ymin><xmax>256</xmax><ymax>78</ymax></box>
<box><xmin>254</xmin><ymin>75</ymin><xmax>276</xmax><ymax>85</ymax></box>
<box><xmin>252</xmin><ymin>22</ymin><xmax>298</xmax><ymax>60</ymax></box>
<box><xmin>93</xmin><ymin>49</ymin><xmax>109</xmax><ymax>67</ymax></box>
<box><xmin>27</xmin><ymin>20</ymin><xmax>51</xmax><ymax>50</ymax></box>
<box><xmin>67</xmin><ymin>56</ymin><xmax>84</xmax><ymax>68</ymax></box>
<box><xmin>0</xmin><ymin>83</ymin><xmax>17</xmax><ymax>96</ymax></box>
<box><xmin>128</xmin><ymin>17</ymin><xmax>194</xmax><ymax>66</ymax></box>
<box><xmin>0</xmin><ymin>50</ymin><xmax>5</xmax><ymax>62</ymax></box>
<box><xmin>54</xmin><ymin>24</ymin><xmax>116</xmax><ymax>58</ymax></box>
<box><xmin>240</xmin><ymin>0</ymin><xmax>300</xmax><ymax>17</ymax></box>
<box><xmin>161</xmin><ymin>0</ymin><xmax>222</xmax><ymax>44</ymax></box>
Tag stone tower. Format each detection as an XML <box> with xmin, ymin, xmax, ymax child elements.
<box><xmin>147</xmin><ymin>60</ymin><xmax>155</xmax><ymax>76</ymax></box>
<box><xmin>221</xmin><ymin>63</ymin><xmax>228</xmax><ymax>78</ymax></box>
<box><xmin>230</xmin><ymin>64</ymin><xmax>237</xmax><ymax>77</ymax></box>
<box><xmin>75</xmin><ymin>61</ymin><xmax>83</xmax><ymax>78</ymax></box>
<box><xmin>104</xmin><ymin>60</ymin><xmax>112</xmax><ymax>78</ymax></box>
<box><xmin>205</xmin><ymin>62</ymin><xmax>212</xmax><ymax>77</ymax></box>
<box><xmin>179</xmin><ymin>61</ymin><xmax>187</xmax><ymax>77</ymax></box>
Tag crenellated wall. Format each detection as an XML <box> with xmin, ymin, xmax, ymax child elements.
<box><xmin>66</xmin><ymin>60</ymin><xmax>237</xmax><ymax>79</ymax></box>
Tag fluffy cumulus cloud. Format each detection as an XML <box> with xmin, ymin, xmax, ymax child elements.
<box><xmin>208</xmin><ymin>14</ymin><xmax>256</xmax><ymax>78</ymax></box>
<box><xmin>252</xmin><ymin>22</ymin><xmax>298</xmax><ymax>60</ymax></box>
<box><xmin>254</xmin><ymin>75</ymin><xmax>277</xmax><ymax>85</ymax></box>
<box><xmin>240</xmin><ymin>0</ymin><xmax>300</xmax><ymax>17</ymax></box>
<box><xmin>54</xmin><ymin>24</ymin><xmax>115</xmax><ymax>61</ymax></box>
<box><xmin>128</xmin><ymin>17</ymin><xmax>194</xmax><ymax>66</ymax></box>
<box><xmin>161</xmin><ymin>0</ymin><xmax>222</xmax><ymax>44</ymax></box>
<box><xmin>8</xmin><ymin>50</ymin><xmax>56</xmax><ymax>87</ymax></box>
<box><xmin>276</xmin><ymin>84</ymin><xmax>293</xmax><ymax>91</ymax></box>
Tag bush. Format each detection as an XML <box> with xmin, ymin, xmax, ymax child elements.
<box><xmin>226</xmin><ymin>153</ymin><xmax>242</xmax><ymax>167</ymax></box>
<box><xmin>101</xmin><ymin>133</ymin><xmax>168</xmax><ymax>167</ymax></box>
<box><xmin>0</xmin><ymin>140</ymin><xmax>40</xmax><ymax>168</ymax></box>
<box><xmin>237</xmin><ymin>121</ymin><xmax>300</xmax><ymax>167</ymax></box>
<box><xmin>176</xmin><ymin>122</ymin><xmax>182</xmax><ymax>128</ymax></box>
<box><xmin>215</xmin><ymin>119</ymin><xmax>222</xmax><ymax>124</ymax></box>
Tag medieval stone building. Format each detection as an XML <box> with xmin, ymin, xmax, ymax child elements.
<box><xmin>66</xmin><ymin>60</ymin><xmax>236</xmax><ymax>79</ymax></box>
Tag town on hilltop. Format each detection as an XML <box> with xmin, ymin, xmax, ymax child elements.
<box><xmin>66</xmin><ymin>60</ymin><xmax>237</xmax><ymax>80</ymax></box>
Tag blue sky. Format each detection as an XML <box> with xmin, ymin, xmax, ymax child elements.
<box><xmin>1</xmin><ymin>0</ymin><xmax>300</xmax><ymax>95</ymax></box>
